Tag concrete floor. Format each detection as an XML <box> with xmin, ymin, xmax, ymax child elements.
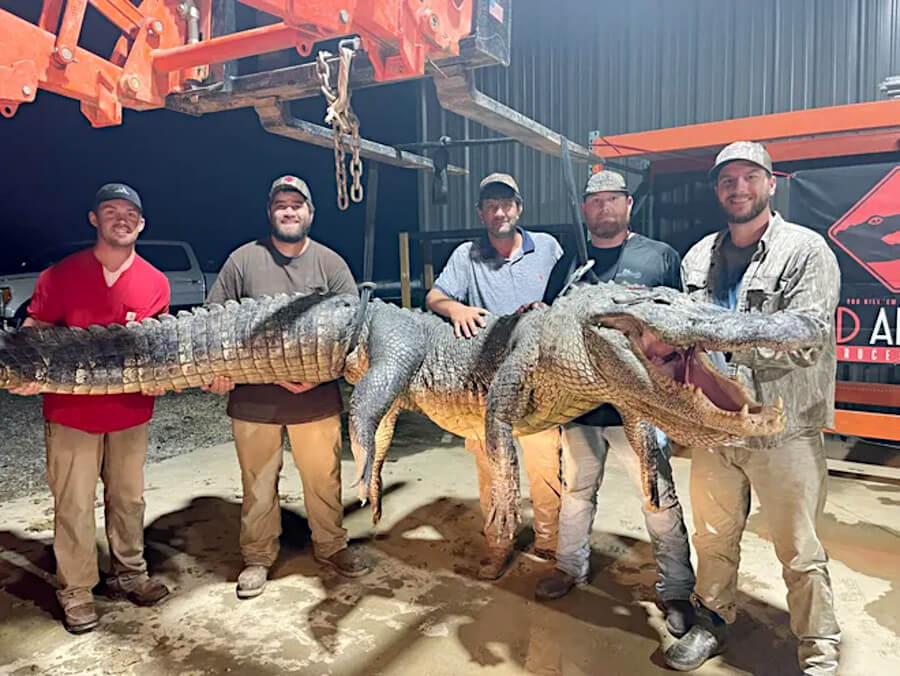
<box><xmin>0</xmin><ymin>413</ymin><xmax>898</xmax><ymax>675</ymax></box>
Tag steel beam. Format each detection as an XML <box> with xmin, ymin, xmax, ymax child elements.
<box><xmin>434</xmin><ymin>67</ymin><xmax>593</xmax><ymax>162</ymax></box>
<box><xmin>253</xmin><ymin>100</ymin><xmax>468</xmax><ymax>174</ymax></box>
<box><xmin>166</xmin><ymin>57</ymin><xmax>380</xmax><ymax>115</ymax></box>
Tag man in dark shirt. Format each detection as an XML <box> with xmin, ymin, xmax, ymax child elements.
<box><xmin>204</xmin><ymin>176</ymin><xmax>369</xmax><ymax>599</ymax></box>
<box><xmin>536</xmin><ymin>171</ymin><xmax>696</xmax><ymax>640</ymax></box>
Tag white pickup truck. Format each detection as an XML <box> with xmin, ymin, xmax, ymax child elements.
<box><xmin>0</xmin><ymin>240</ymin><xmax>218</xmax><ymax>328</ymax></box>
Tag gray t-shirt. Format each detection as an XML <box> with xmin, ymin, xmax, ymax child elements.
<box><xmin>206</xmin><ymin>237</ymin><xmax>357</xmax><ymax>425</ymax></box>
<box><xmin>433</xmin><ymin>229</ymin><xmax>563</xmax><ymax>315</ymax></box>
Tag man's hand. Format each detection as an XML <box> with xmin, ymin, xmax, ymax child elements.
<box><xmin>449</xmin><ymin>305</ymin><xmax>488</xmax><ymax>339</ymax></box>
<box><xmin>515</xmin><ymin>301</ymin><xmax>548</xmax><ymax>314</ymax></box>
<box><xmin>202</xmin><ymin>375</ymin><xmax>235</xmax><ymax>395</ymax></box>
<box><xmin>275</xmin><ymin>382</ymin><xmax>318</xmax><ymax>395</ymax></box>
<box><xmin>8</xmin><ymin>382</ymin><xmax>41</xmax><ymax>396</ymax></box>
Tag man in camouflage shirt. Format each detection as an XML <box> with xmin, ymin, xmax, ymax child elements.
<box><xmin>665</xmin><ymin>142</ymin><xmax>841</xmax><ymax>675</ymax></box>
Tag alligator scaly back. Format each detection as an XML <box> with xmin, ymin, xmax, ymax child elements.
<box><xmin>0</xmin><ymin>293</ymin><xmax>359</xmax><ymax>394</ymax></box>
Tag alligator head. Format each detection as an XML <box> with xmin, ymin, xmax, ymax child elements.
<box><xmin>551</xmin><ymin>283</ymin><xmax>825</xmax><ymax>448</ymax></box>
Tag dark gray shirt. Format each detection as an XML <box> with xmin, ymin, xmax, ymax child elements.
<box><xmin>545</xmin><ymin>232</ymin><xmax>682</xmax><ymax>427</ymax></box>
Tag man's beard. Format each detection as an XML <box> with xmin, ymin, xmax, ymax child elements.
<box><xmin>586</xmin><ymin>216</ymin><xmax>628</xmax><ymax>241</ymax></box>
<box><xmin>272</xmin><ymin>219</ymin><xmax>311</xmax><ymax>243</ymax></box>
<box><xmin>719</xmin><ymin>193</ymin><xmax>769</xmax><ymax>224</ymax></box>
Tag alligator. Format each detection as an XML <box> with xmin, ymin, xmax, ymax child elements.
<box><xmin>0</xmin><ymin>283</ymin><xmax>825</xmax><ymax>542</ymax></box>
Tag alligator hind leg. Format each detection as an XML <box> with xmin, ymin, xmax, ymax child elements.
<box><xmin>366</xmin><ymin>401</ymin><xmax>402</xmax><ymax>524</ymax></box>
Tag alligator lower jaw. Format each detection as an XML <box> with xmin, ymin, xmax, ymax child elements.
<box><xmin>605</xmin><ymin>323</ymin><xmax>785</xmax><ymax>435</ymax></box>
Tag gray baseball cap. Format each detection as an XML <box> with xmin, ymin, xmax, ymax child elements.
<box><xmin>710</xmin><ymin>141</ymin><xmax>773</xmax><ymax>178</ymax></box>
<box><xmin>94</xmin><ymin>183</ymin><xmax>142</xmax><ymax>212</ymax></box>
<box><xmin>583</xmin><ymin>170</ymin><xmax>629</xmax><ymax>197</ymax></box>
<box><xmin>478</xmin><ymin>172</ymin><xmax>521</xmax><ymax>199</ymax></box>
<box><xmin>269</xmin><ymin>175</ymin><xmax>314</xmax><ymax>209</ymax></box>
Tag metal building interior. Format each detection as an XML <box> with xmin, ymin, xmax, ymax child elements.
<box><xmin>0</xmin><ymin>1</ymin><xmax>898</xmax><ymax>674</ymax></box>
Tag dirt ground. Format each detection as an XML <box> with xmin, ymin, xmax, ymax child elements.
<box><xmin>0</xmin><ymin>411</ymin><xmax>898</xmax><ymax>675</ymax></box>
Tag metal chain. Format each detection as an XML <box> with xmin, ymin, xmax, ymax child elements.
<box><xmin>316</xmin><ymin>40</ymin><xmax>363</xmax><ymax>210</ymax></box>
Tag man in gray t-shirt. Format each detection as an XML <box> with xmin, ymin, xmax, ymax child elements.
<box><xmin>426</xmin><ymin>173</ymin><xmax>564</xmax><ymax>581</ymax></box>
<box><xmin>204</xmin><ymin>175</ymin><xmax>369</xmax><ymax>599</ymax></box>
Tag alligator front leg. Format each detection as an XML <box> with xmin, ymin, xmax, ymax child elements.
<box><xmin>621</xmin><ymin>418</ymin><xmax>661</xmax><ymax>512</ymax></box>
<box><xmin>348</xmin><ymin>304</ymin><xmax>425</xmax><ymax>522</ymax></box>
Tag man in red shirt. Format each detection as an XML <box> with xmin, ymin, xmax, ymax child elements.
<box><xmin>11</xmin><ymin>183</ymin><xmax>172</xmax><ymax>633</ymax></box>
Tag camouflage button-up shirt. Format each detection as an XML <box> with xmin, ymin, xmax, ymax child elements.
<box><xmin>681</xmin><ymin>212</ymin><xmax>840</xmax><ymax>448</ymax></box>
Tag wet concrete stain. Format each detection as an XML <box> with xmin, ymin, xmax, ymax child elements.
<box><xmin>747</xmin><ymin>509</ymin><xmax>900</xmax><ymax>636</ymax></box>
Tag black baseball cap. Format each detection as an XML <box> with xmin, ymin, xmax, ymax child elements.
<box><xmin>93</xmin><ymin>183</ymin><xmax>142</xmax><ymax>212</ymax></box>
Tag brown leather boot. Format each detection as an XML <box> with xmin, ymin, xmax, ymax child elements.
<box><xmin>477</xmin><ymin>545</ymin><xmax>514</xmax><ymax>581</ymax></box>
<box><xmin>62</xmin><ymin>600</ymin><xmax>99</xmax><ymax>634</ymax></box>
<box><xmin>315</xmin><ymin>547</ymin><xmax>371</xmax><ymax>578</ymax></box>
<box><xmin>107</xmin><ymin>575</ymin><xmax>170</xmax><ymax>606</ymax></box>
<box><xmin>535</xmin><ymin>568</ymin><xmax>584</xmax><ymax>601</ymax></box>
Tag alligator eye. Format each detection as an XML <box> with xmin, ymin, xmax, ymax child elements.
<box><xmin>652</xmin><ymin>297</ymin><xmax>671</xmax><ymax>305</ymax></box>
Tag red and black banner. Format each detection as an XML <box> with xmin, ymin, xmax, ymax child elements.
<box><xmin>789</xmin><ymin>163</ymin><xmax>900</xmax><ymax>365</ymax></box>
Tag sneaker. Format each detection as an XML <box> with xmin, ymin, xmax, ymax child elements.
<box><xmin>236</xmin><ymin>565</ymin><xmax>269</xmax><ymax>599</ymax></box>
<box><xmin>62</xmin><ymin>600</ymin><xmax>99</xmax><ymax>634</ymax></box>
<box><xmin>664</xmin><ymin>599</ymin><xmax>696</xmax><ymax>639</ymax></box>
<box><xmin>314</xmin><ymin>548</ymin><xmax>371</xmax><ymax>578</ymax></box>
<box><xmin>107</xmin><ymin>575</ymin><xmax>170</xmax><ymax>607</ymax></box>
<box><xmin>477</xmin><ymin>546</ymin><xmax>514</xmax><ymax>581</ymax></box>
<box><xmin>535</xmin><ymin>568</ymin><xmax>584</xmax><ymax>601</ymax></box>
<box><xmin>664</xmin><ymin>606</ymin><xmax>726</xmax><ymax>671</ymax></box>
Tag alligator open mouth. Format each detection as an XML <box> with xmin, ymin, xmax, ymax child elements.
<box><xmin>598</xmin><ymin>317</ymin><xmax>783</xmax><ymax>426</ymax></box>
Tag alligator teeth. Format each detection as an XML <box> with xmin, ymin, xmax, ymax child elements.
<box><xmin>740</xmin><ymin>403</ymin><xmax>749</xmax><ymax>418</ymax></box>
<box><xmin>775</xmin><ymin>396</ymin><xmax>784</xmax><ymax>412</ymax></box>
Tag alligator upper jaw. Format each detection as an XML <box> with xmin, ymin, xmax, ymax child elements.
<box><xmin>595</xmin><ymin>319</ymin><xmax>784</xmax><ymax>435</ymax></box>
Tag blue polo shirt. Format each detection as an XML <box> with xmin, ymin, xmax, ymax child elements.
<box><xmin>433</xmin><ymin>228</ymin><xmax>563</xmax><ymax>315</ymax></box>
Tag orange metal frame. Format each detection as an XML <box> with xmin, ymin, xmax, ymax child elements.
<box><xmin>826</xmin><ymin>383</ymin><xmax>900</xmax><ymax>442</ymax></box>
<box><xmin>0</xmin><ymin>0</ymin><xmax>473</xmax><ymax>127</ymax></box>
<box><xmin>591</xmin><ymin>100</ymin><xmax>900</xmax><ymax>174</ymax></box>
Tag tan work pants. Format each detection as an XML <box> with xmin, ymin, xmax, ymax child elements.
<box><xmin>465</xmin><ymin>426</ymin><xmax>562</xmax><ymax>550</ymax></box>
<box><xmin>690</xmin><ymin>430</ymin><xmax>840</xmax><ymax>675</ymax></box>
<box><xmin>45</xmin><ymin>421</ymin><xmax>149</xmax><ymax>606</ymax></box>
<box><xmin>233</xmin><ymin>415</ymin><xmax>346</xmax><ymax>565</ymax></box>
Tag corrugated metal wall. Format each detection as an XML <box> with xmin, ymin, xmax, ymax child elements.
<box><xmin>417</xmin><ymin>0</ymin><xmax>900</xmax><ymax>231</ymax></box>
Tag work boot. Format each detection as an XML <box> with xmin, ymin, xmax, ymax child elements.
<box><xmin>477</xmin><ymin>545</ymin><xmax>514</xmax><ymax>581</ymax></box>
<box><xmin>315</xmin><ymin>547</ymin><xmax>371</xmax><ymax>578</ymax></box>
<box><xmin>535</xmin><ymin>568</ymin><xmax>583</xmax><ymax>601</ymax></box>
<box><xmin>236</xmin><ymin>565</ymin><xmax>269</xmax><ymax>598</ymax></box>
<box><xmin>664</xmin><ymin>606</ymin><xmax>726</xmax><ymax>671</ymax></box>
<box><xmin>59</xmin><ymin>593</ymin><xmax>99</xmax><ymax>634</ymax></box>
<box><xmin>106</xmin><ymin>574</ymin><xmax>170</xmax><ymax>607</ymax></box>
<box><xmin>663</xmin><ymin>599</ymin><xmax>696</xmax><ymax>639</ymax></box>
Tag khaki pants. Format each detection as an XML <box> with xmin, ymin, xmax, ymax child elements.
<box><xmin>45</xmin><ymin>421</ymin><xmax>149</xmax><ymax>605</ymax></box>
<box><xmin>465</xmin><ymin>426</ymin><xmax>562</xmax><ymax>550</ymax></box>
<box><xmin>690</xmin><ymin>430</ymin><xmax>840</xmax><ymax>675</ymax></box>
<box><xmin>233</xmin><ymin>415</ymin><xmax>346</xmax><ymax>565</ymax></box>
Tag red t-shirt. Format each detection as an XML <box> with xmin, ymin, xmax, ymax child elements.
<box><xmin>28</xmin><ymin>248</ymin><xmax>170</xmax><ymax>433</ymax></box>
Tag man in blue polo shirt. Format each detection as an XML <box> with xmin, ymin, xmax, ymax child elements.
<box><xmin>426</xmin><ymin>173</ymin><xmax>564</xmax><ymax>580</ymax></box>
